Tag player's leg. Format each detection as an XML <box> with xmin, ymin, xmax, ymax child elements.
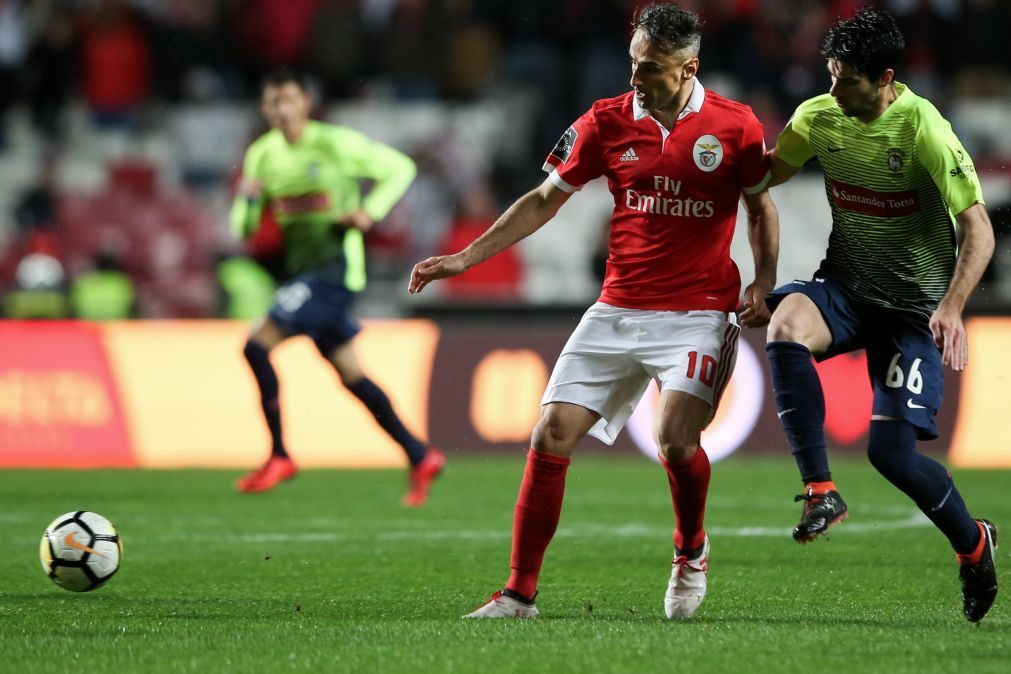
<box><xmin>236</xmin><ymin>317</ymin><xmax>298</xmax><ymax>493</ymax></box>
<box><xmin>654</xmin><ymin>390</ymin><xmax>715</xmax><ymax>619</ymax></box>
<box><xmin>765</xmin><ymin>281</ymin><xmax>857</xmax><ymax>541</ymax></box>
<box><xmin>322</xmin><ymin>337</ymin><xmax>445</xmax><ymax>507</ymax></box>
<box><xmin>865</xmin><ymin>317</ymin><xmax>998</xmax><ymax>622</ymax></box>
<box><xmin>465</xmin><ymin>402</ymin><xmax>599</xmax><ymax>619</ymax></box>
<box><xmin>466</xmin><ymin>303</ymin><xmax>637</xmax><ymax>618</ymax></box>
<box><xmin>645</xmin><ymin>310</ymin><xmax>739</xmax><ymax>619</ymax></box>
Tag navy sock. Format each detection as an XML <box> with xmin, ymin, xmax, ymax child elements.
<box><xmin>766</xmin><ymin>341</ymin><xmax>831</xmax><ymax>482</ymax></box>
<box><xmin>347</xmin><ymin>378</ymin><xmax>427</xmax><ymax>466</ymax></box>
<box><xmin>868</xmin><ymin>420</ymin><xmax>980</xmax><ymax>554</ymax></box>
<box><xmin>243</xmin><ymin>341</ymin><xmax>287</xmax><ymax>458</ymax></box>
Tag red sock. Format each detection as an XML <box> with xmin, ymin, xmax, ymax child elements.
<box><xmin>660</xmin><ymin>447</ymin><xmax>711</xmax><ymax>553</ymax></box>
<box><xmin>805</xmin><ymin>480</ymin><xmax>837</xmax><ymax>494</ymax></box>
<box><xmin>505</xmin><ymin>449</ymin><xmax>570</xmax><ymax>599</ymax></box>
<box><xmin>956</xmin><ymin>521</ymin><xmax>986</xmax><ymax>566</ymax></box>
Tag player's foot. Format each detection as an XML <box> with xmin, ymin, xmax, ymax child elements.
<box><xmin>402</xmin><ymin>448</ymin><xmax>446</xmax><ymax>507</ymax></box>
<box><xmin>235</xmin><ymin>456</ymin><xmax>297</xmax><ymax>493</ymax></box>
<box><xmin>793</xmin><ymin>485</ymin><xmax>848</xmax><ymax>543</ymax></box>
<box><xmin>664</xmin><ymin>535</ymin><xmax>709</xmax><ymax>619</ymax></box>
<box><xmin>462</xmin><ymin>590</ymin><xmax>539</xmax><ymax>619</ymax></box>
<box><xmin>959</xmin><ymin>519</ymin><xmax>999</xmax><ymax>623</ymax></box>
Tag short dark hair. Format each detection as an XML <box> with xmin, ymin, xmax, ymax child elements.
<box><xmin>821</xmin><ymin>8</ymin><xmax>905</xmax><ymax>81</ymax></box>
<box><xmin>631</xmin><ymin>3</ymin><xmax>702</xmax><ymax>56</ymax></box>
<box><xmin>261</xmin><ymin>68</ymin><xmax>307</xmax><ymax>93</ymax></box>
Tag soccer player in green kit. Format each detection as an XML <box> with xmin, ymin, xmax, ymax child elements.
<box><xmin>230</xmin><ymin>70</ymin><xmax>445</xmax><ymax>505</ymax></box>
<box><xmin>764</xmin><ymin>9</ymin><xmax>998</xmax><ymax>621</ymax></box>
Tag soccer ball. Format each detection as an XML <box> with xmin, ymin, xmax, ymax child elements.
<box><xmin>39</xmin><ymin>511</ymin><xmax>123</xmax><ymax>592</ymax></box>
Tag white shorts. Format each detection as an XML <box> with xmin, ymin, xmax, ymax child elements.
<box><xmin>542</xmin><ymin>302</ymin><xmax>741</xmax><ymax>445</ymax></box>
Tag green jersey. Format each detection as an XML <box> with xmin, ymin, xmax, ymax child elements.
<box><xmin>776</xmin><ymin>83</ymin><xmax>984</xmax><ymax>316</ymax></box>
<box><xmin>230</xmin><ymin>120</ymin><xmax>416</xmax><ymax>290</ymax></box>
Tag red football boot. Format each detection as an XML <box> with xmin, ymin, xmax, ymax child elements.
<box><xmin>236</xmin><ymin>456</ymin><xmax>298</xmax><ymax>493</ymax></box>
<box><xmin>402</xmin><ymin>449</ymin><xmax>446</xmax><ymax>507</ymax></box>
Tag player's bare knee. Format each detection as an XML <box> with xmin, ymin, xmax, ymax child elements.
<box><xmin>657</xmin><ymin>430</ymin><xmax>700</xmax><ymax>463</ymax></box>
<box><xmin>766</xmin><ymin>310</ymin><xmax>810</xmax><ymax>344</ymax></box>
<box><xmin>531</xmin><ymin>414</ymin><xmax>577</xmax><ymax>457</ymax></box>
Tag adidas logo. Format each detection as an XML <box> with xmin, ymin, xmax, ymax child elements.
<box><xmin>619</xmin><ymin>147</ymin><xmax>639</xmax><ymax>162</ymax></box>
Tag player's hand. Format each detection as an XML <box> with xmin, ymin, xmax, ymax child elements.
<box><xmin>237</xmin><ymin>177</ymin><xmax>263</xmax><ymax>199</ymax></box>
<box><xmin>929</xmin><ymin>300</ymin><xmax>968</xmax><ymax>371</ymax></box>
<box><xmin>738</xmin><ymin>281</ymin><xmax>773</xmax><ymax>328</ymax></box>
<box><xmin>337</xmin><ymin>209</ymin><xmax>374</xmax><ymax>232</ymax></box>
<box><xmin>409</xmin><ymin>254</ymin><xmax>467</xmax><ymax>294</ymax></box>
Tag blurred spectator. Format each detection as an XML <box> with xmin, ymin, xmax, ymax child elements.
<box><xmin>80</xmin><ymin>0</ymin><xmax>152</xmax><ymax>128</ymax></box>
<box><xmin>14</xmin><ymin>154</ymin><xmax>60</xmax><ymax>235</ymax></box>
<box><xmin>2</xmin><ymin>231</ymin><xmax>68</xmax><ymax>319</ymax></box>
<box><xmin>0</xmin><ymin>0</ymin><xmax>28</xmax><ymax>147</ymax></box>
<box><xmin>308</xmin><ymin>0</ymin><xmax>369</xmax><ymax>98</ymax></box>
<box><xmin>374</xmin><ymin>0</ymin><xmax>441</xmax><ymax>98</ymax></box>
<box><xmin>150</xmin><ymin>0</ymin><xmax>242</xmax><ymax>101</ymax></box>
<box><xmin>24</xmin><ymin>6</ymin><xmax>77</xmax><ymax>138</ymax></box>
<box><xmin>233</xmin><ymin>0</ymin><xmax>320</xmax><ymax>71</ymax></box>
<box><xmin>952</xmin><ymin>0</ymin><xmax>1011</xmax><ymax>98</ymax></box>
<box><xmin>70</xmin><ymin>251</ymin><xmax>136</xmax><ymax>320</ymax></box>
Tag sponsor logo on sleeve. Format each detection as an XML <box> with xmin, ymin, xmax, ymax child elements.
<box><xmin>549</xmin><ymin>127</ymin><xmax>578</xmax><ymax>163</ymax></box>
<box><xmin>949</xmin><ymin>149</ymin><xmax>976</xmax><ymax>179</ymax></box>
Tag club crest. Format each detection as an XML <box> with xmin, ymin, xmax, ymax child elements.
<box><xmin>887</xmin><ymin>147</ymin><xmax>905</xmax><ymax>174</ymax></box>
<box><xmin>693</xmin><ymin>134</ymin><xmax>723</xmax><ymax>172</ymax></box>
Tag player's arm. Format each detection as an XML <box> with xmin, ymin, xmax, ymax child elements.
<box><xmin>738</xmin><ymin>189</ymin><xmax>779</xmax><ymax>328</ymax></box>
<box><xmin>409</xmin><ymin>178</ymin><xmax>572</xmax><ymax>294</ymax></box>
<box><xmin>930</xmin><ymin>203</ymin><xmax>995</xmax><ymax>371</ymax></box>
<box><xmin>767</xmin><ymin>101</ymin><xmax>817</xmax><ymax>188</ymax></box>
<box><xmin>767</xmin><ymin>148</ymin><xmax>803</xmax><ymax>188</ymax></box>
<box><xmin>917</xmin><ymin>115</ymin><xmax>993</xmax><ymax>371</ymax></box>
<box><xmin>229</xmin><ymin>144</ymin><xmax>267</xmax><ymax>239</ymax></box>
<box><xmin>339</xmin><ymin>129</ymin><xmax>417</xmax><ymax>232</ymax></box>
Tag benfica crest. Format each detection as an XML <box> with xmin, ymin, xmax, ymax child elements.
<box><xmin>693</xmin><ymin>134</ymin><xmax>724</xmax><ymax>172</ymax></box>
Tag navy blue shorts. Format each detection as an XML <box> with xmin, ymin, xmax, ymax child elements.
<box><xmin>766</xmin><ymin>277</ymin><xmax>942</xmax><ymax>440</ymax></box>
<box><xmin>268</xmin><ymin>274</ymin><xmax>360</xmax><ymax>356</ymax></box>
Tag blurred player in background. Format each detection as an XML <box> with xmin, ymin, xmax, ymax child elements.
<box><xmin>230</xmin><ymin>70</ymin><xmax>445</xmax><ymax>506</ymax></box>
<box><xmin>764</xmin><ymin>9</ymin><xmax>998</xmax><ymax>621</ymax></box>
<box><xmin>411</xmin><ymin>3</ymin><xmax>778</xmax><ymax>619</ymax></box>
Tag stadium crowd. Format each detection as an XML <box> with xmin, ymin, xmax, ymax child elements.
<box><xmin>0</xmin><ymin>0</ymin><xmax>1009</xmax><ymax>318</ymax></box>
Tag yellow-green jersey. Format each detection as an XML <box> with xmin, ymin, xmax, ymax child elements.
<box><xmin>229</xmin><ymin>120</ymin><xmax>416</xmax><ymax>291</ymax></box>
<box><xmin>776</xmin><ymin>82</ymin><xmax>984</xmax><ymax>316</ymax></box>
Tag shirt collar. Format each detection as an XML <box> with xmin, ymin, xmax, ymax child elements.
<box><xmin>633</xmin><ymin>79</ymin><xmax>706</xmax><ymax>122</ymax></box>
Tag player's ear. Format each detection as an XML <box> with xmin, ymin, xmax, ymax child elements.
<box><xmin>682</xmin><ymin>57</ymin><xmax>699</xmax><ymax>81</ymax></box>
<box><xmin>877</xmin><ymin>68</ymin><xmax>895</xmax><ymax>88</ymax></box>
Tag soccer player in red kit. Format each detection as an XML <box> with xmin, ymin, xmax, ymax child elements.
<box><xmin>410</xmin><ymin>2</ymin><xmax>779</xmax><ymax>619</ymax></box>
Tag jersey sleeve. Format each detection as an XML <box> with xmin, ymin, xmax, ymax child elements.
<box><xmin>328</xmin><ymin>126</ymin><xmax>417</xmax><ymax>221</ymax></box>
<box><xmin>541</xmin><ymin>108</ymin><xmax>604</xmax><ymax>192</ymax></box>
<box><xmin>915</xmin><ymin>110</ymin><xmax>984</xmax><ymax>216</ymax></box>
<box><xmin>228</xmin><ymin>139</ymin><xmax>268</xmax><ymax>239</ymax></box>
<box><xmin>738</xmin><ymin>110</ymin><xmax>771</xmax><ymax>194</ymax></box>
<box><xmin>774</xmin><ymin>100</ymin><xmax>819</xmax><ymax>168</ymax></box>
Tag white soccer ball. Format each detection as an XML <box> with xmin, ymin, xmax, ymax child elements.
<box><xmin>39</xmin><ymin>511</ymin><xmax>123</xmax><ymax>592</ymax></box>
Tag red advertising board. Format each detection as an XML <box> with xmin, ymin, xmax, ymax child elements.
<box><xmin>0</xmin><ymin>322</ymin><xmax>134</xmax><ymax>467</ymax></box>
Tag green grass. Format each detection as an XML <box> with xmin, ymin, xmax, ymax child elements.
<box><xmin>1</xmin><ymin>455</ymin><xmax>1008</xmax><ymax>673</ymax></box>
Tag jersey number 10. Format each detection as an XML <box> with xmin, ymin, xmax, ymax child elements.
<box><xmin>686</xmin><ymin>351</ymin><xmax>718</xmax><ymax>388</ymax></box>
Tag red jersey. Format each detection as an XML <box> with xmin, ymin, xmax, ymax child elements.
<box><xmin>543</xmin><ymin>81</ymin><xmax>769</xmax><ymax>311</ymax></box>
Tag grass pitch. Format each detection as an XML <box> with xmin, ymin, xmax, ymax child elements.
<box><xmin>1</xmin><ymin>455</ymin><xmax>1008</xmax><ymax>673</ymax></box>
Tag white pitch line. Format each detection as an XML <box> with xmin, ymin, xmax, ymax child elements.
<box><xmin>221</xmin><ymin>512</ymin><xmax>932</xmax><ymax>544</ymax></box>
